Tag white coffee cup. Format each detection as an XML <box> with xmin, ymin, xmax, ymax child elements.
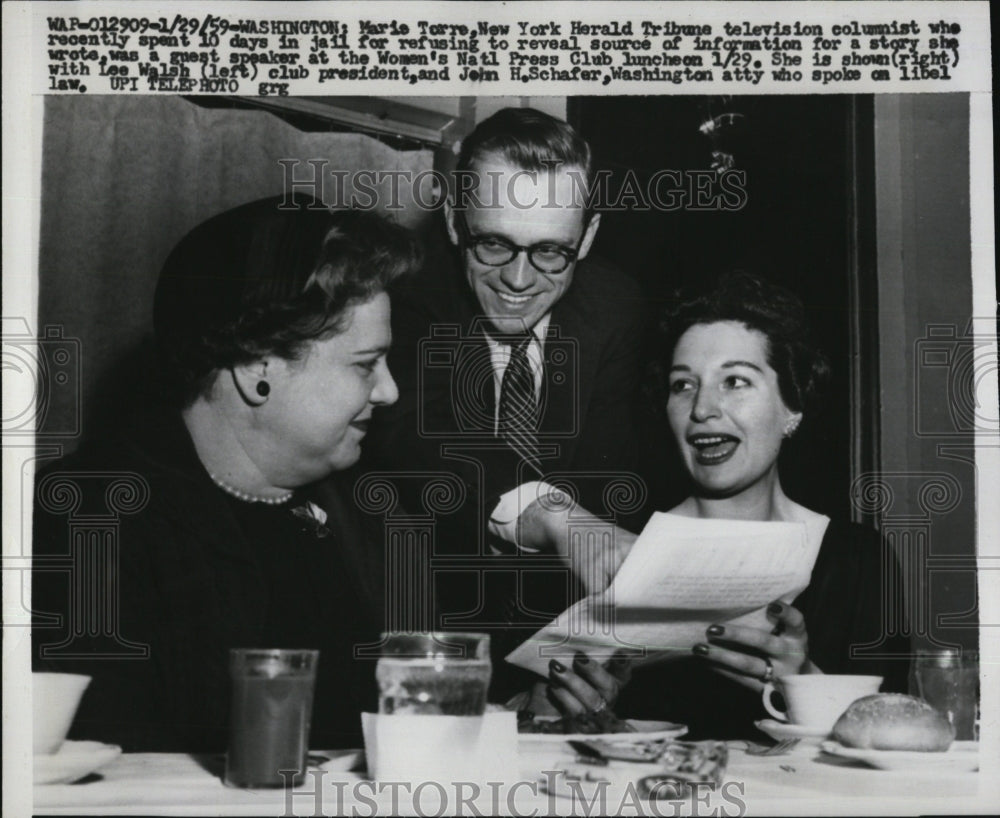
<box><xmin>762</xmin><ymin>674</ymin><xmax>883</xmax><ymax>732</ymax></box>
<box><xmin>33</xmin><ymin>672</ymin><xmax>92</xmax><ymax>754</ymax></box>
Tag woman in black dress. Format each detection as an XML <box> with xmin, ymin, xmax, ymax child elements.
<box><xmin>32</xmin><ymin>195</ymin><xmax>420</xmax><ymax>751</ymax></box>
<box><xmin>542</xmin><ymin>273</ymin><xmax>910</xmax><ymax>738</ymax></box>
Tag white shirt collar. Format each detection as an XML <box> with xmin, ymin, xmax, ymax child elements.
<box><xmin>482</xmin><ymin>313</ymin><xmax>552</xmax><ymax>350</ymax></box>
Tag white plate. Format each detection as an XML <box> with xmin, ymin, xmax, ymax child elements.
<box><xmin>34</xmin><ymin>740</ymin><xmax>122</xmax><ymax>785</ymax></box>
<box><xmin>819</xmin><ymin>740</ymin><xmax>979</xmax><ymax>772</ymax></box>
<box><xmin>311</xmin><ymin>750</ymin><xmax>364</xmax><ymax>772</ymax></box>
<box><xmin>755</xmin><ymin>719</ymin><xmax>830</xmax><ymax>746</ymax></box>
<box><xmin>519</xmin><ymin>719</ymin><xmax>688</xmax><ymax>745</ymax></box>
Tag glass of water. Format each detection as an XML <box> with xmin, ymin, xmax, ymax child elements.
<box><xmin>914</xmin><ymin>648</ymin><xmax>979</xmax><ymax>741</ymax></box>
<box><xmin>376</xmin><ymin>632</ymin><xmax>491</xmax><ymax>716</ymax></box>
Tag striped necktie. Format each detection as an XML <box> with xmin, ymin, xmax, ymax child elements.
<box><xmin>498</xmin><ymin>335</ymin><xmax>543</xmax><ymax>476</ymax></box>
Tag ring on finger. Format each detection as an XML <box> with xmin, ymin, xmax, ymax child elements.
<box><xmin>590</xmin><ymin>696</ymin><xmax>609</xmax><ymax>715</ymax></box>
<box><xmin>760</xmin><ymin>658</ymin><xmax>775</xmax><ymax>684</ymax></box>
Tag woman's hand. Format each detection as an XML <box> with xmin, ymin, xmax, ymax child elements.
<box><xmin>691</xmin><ymin>600</ymin><xmax>816</xmax><ymax>687</ymax></box>
<box><xmin>516</xmin><ymin>495</ymin><xmax>637</xmax><ymax>594</ymax></box>
<box><xmin>546</xmin><ymin>652</ymin><xmax>633</xmax><ymax>717</ymax></box>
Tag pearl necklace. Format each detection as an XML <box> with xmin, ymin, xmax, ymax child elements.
<box><xmin>208</xmin><ymin>472</ymin><xmax>294</xmax><ymax>505</ymax></box>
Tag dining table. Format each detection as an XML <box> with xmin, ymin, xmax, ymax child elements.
<box><xmin>32</xmin><ymin>739</ymin><xmax>991</xmax><ymax>816</ymax></box>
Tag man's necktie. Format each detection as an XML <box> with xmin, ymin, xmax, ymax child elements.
<box><xmin>498</xmin><ymin>335</ymin><xmax>543</xmax><ymax>476</ymax></box>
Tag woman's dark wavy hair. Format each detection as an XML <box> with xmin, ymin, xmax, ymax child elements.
<box><xmin>154</xmin><ymin>194</ymin><xmax>421</xmax><ymax>407</ymax></box>
<box><xmin>651</xmin><ymin>272</ymin><xmax>831</xmax><ymax>416</ymax></box>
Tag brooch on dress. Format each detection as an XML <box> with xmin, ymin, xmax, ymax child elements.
<box><xmin>290</xmin><ymin>501</ymin><xmax>332</xmax><ymax>539</ymax></box>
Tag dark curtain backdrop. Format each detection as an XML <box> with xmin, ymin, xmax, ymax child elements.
<box><xmin>572</xmin><ymin>95</ymin><xmax>857</xmax><ymax>520</ymax></box>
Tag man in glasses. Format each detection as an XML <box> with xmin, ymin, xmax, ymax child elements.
<box><xmin>367</xmin><ymin>107</ymin><xmax>644</xmax><ymax>700</ymax></box>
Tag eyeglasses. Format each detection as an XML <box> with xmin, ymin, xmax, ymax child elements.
<box><xmin>454</xmin><ymin>212</ymin><xmax>583</xmax><ymax>274</ymax></box>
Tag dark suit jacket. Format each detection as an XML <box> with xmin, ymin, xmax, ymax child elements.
<box><xmin>365</xmin><ymin>227</ymin><xmax>647</xmax><ymax>697</ymax></box>
<box><xmin>372</xmin><ymin>228</ymin><xmax>646</xmax><ymax>527</ymax></box>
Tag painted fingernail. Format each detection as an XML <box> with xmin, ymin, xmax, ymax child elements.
<box><xmin>768</xmin><ymin>603</ymin><xmax>783</xmax><ymax>616</ymax></box>
<box><xmin>550</xmin><ymin>659</ymin><xmax>566</xmax><ymax>673</ymax></box>
<box><xmin>706</xmin><ymin>624</ymin><xmax>724</xmax><ymax>637</ymax></box>
<box><xmin>574</xmin><ymin>652</ymin><xmax>590</xmax><ymax>665</ymax></box>
<box><xmin>692</xmin><ymin>643</ymin><xmax>709</xmax><ymax>656</ymax></box>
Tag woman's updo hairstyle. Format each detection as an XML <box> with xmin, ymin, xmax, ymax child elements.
<box><xmin>154</xmin><ymin>194</ymin><xmax>420</xmax><ymax>406</ymax></box>
<box><xmin>654</xmin><ymin>272</ymin><xmax>830</xmax><ymax>415</ymax></box>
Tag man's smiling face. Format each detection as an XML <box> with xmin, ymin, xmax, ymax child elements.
<box><xmin>446</xmin><ymin>155</ymin><xmax>599</xmax><ymax>335</ymax></box>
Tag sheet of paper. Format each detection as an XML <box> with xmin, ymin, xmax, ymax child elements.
<box><xmin>506</xmin><ymin>512</ymin><xmax>816</xmax><ymax>676</ymax></box>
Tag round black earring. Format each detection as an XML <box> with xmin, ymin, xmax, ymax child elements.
<box><xmin>256</xmin><ymin>381</ymin><xmax>270</xmax><ymax>397</ymax></box>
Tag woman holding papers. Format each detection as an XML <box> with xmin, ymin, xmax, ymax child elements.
<box><xmin>542</xmin><ymin>273</ymin><xmax>910</xmax><ymax>738</ymax></box>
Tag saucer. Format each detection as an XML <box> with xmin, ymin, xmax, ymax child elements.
<box><xmin>34</xmin><ymin>740</ymin><xmax>122</xmax><ymax>785</ymax></box>
<box><xmin>754</xmin><ymin>719</ymin><xmax>830</xmax><ymax>745</ymax></box>
<box><xmin>312</xmin><ymin>749</ymin><xmax>364</xmax><ymax>772</ymax></box>
<box><xmin>820</xmin><ymin>740</ymin><xmax>979</xmax><ymax>772</ymax></box>
<box><xmin>519</xmin><ymin>719</ymin><xmax>688</xmax><ymax>747</ymax></box>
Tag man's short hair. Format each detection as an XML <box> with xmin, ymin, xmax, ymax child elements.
<box><xmin>455</xmin><ymin>107</ymin><xmax>594</xmax><ymax>197</ymax></box>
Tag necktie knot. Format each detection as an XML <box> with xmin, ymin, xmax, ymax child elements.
<box><xmin>497</xmin><ymin>332</ymin><xmax>534</xmax><ymax>351</ymax></box>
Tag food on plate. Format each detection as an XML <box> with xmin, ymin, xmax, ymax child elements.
<box><xmin>831</xmin><ymin>693</ymin><xmax>955</xmax><ymax>751</ymax></box>
<box><xmin>517</xmin><ymin>708</ymin><xmax>637</xmax><ymax>735</ymax></box>
<box><xmin>638</xmin><ymin>740</ymin><xmax>729</xmax><ymax>797</ymax></box>
<box><xmin>545</xmin><ymin>740</ymin><xmax>729</xmax><ymax>800</ymax></box>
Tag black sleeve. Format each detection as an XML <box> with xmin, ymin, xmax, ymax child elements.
<box><xmin>32</xmin><ymin>469</ymin><xmax>231</xmax><ymax>752</ymax></box>
<box><xmin>33</xmin><ymin>500</ymin><xmax>182</xmax><ymax>750</ymax></box>
<box><xmin>564</xmin><ymin>275</ymin><xmax>647</xmax><ymax>528</ymax></box>
<box><xmin>797</xmin><ymin>519</ymin><xmax>912</xmax><ymax>691</ymax></box>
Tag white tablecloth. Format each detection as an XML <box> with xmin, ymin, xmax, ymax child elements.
<box><xmin>33</xmin><ymin>743</ymin><xmax>988</xmax><ymax>816</ymax></box>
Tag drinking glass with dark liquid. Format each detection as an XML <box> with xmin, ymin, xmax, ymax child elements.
<box><xmin>377</xmin><ymin>633</ymin><xmax>490</xmax><ymax>715</ymax></box>
<box><xmin>225</xmin><ymin>649</ymin><xmax>319</xmax><ymax>788</ymax></box>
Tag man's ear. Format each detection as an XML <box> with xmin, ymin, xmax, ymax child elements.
<box><xmin>231</xmin><ymin>359</ymin><xmax>269</xmax><ymax>406</ymax></box>
<box><xmin>576</xmin><ymin>212</ymin><xmax>601</xmax><ymax>261</ymax></box>
<box><xmin>442</xmin><ymin>198</ymin><xmax>460</xmax><ymax>247</ymax></box>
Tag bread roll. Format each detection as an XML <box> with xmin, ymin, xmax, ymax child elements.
<box><xmin>832</xmin><ymin>693</ymin><xmax>954</xmax><ymax>751</ymax></box>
